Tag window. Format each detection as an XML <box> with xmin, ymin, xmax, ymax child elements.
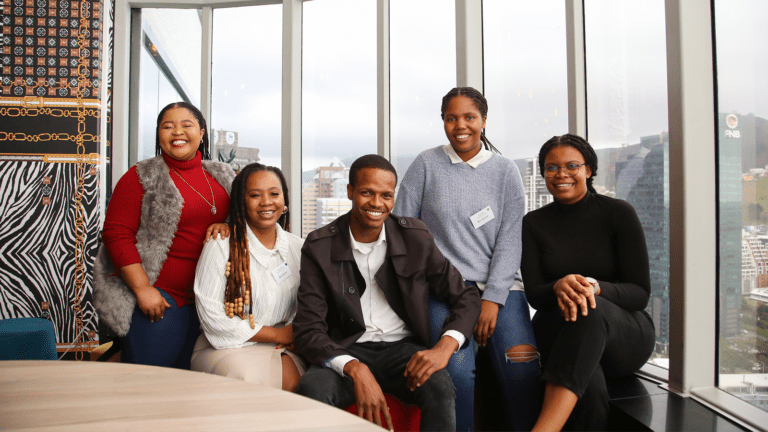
<box><xmin>715</xmin><ymin>0</ymin><xmax>768</xmax><ymax>412</ymax></box>
<box><xmin>584</xmin><ymin>0</ymin><xmax>670</xmax><ymax>365</ymax></box>
<box><xmin>211</xmin><ymin>4</ymin><xmax>282</xmax><ymax>169</ymax></box>
<box><xmin>390</xmin><ymin>0</ymin><xmax>455</xmax><ymax>183</ymax></box>
<box><xmin>483</xmin><ymin>0</ymin><xmax>568</xmax><ymax>214</ymax></box>
<box><xmin>136</xmin><ymin>9</ymin><xmax>201</xmax><ymax>162</ymax></box>
<box><xmin>301</xmin><ymin>0</ymin><xmax>376</xmax><ymax>236</ymax></box>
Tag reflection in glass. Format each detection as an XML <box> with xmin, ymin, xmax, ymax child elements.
<box><xmin>390</xmin><ymin>0</ymin><xmax>455</xmax><ymax>183</ymax></box>
<box><xmin>715</xmin><ymin>0</ymin><xmax>768</xmax><ymax>412</ymax></box>
<box><xmin>137</xmin><ymin>9</ymin><xmax>201</xmax><ymax>162</ymax></box>
<box><xmin>302</xmin><ymin>0</ymin><xmax>376</xmax><ymax>237</ymax></box>
<box><xmin>211</xmin><ymin>5</ymin><xmax>282</xmax><ymax>170</ymax></box>
<box><xmin>585</xmin><ymin>0</ymin><xmax>670</xmax><ymax>366</ymax></box>
<box><xmin>483</xmin><ymin>0</ymin><xmax>567</xmax><ymax>214</ymax></box>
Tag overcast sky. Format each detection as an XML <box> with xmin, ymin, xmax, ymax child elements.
<box><xmin>146</xmin><ymin>0</ymin><xmax>767</xmax><ymax>169</ymax></box>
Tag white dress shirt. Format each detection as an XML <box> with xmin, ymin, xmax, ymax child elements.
<box><xmin>326</xmin><ymin>225</ymin><xmax>465</xmax><ymax>376</ymax></box>
<box><xmin>194</xmin><ymin>224</ymin><xmax>303</xmax><ymax>349</ymax></box>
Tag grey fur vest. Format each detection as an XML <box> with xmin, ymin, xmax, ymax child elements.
<box><xmin>93</xmin><ymin>155</ymin><xmax>236</xmax><ymax>336</ymax></box>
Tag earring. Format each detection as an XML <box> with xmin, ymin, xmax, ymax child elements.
<box><xmin>282</xmin><ymin>206</ymin><xmax>288</xmax><ymax>214</ymax></box>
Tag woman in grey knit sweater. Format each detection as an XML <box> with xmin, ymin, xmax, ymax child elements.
<box><xmin>394</xmin><ymin>87</ymin><xmax>540</xmax><ymax>431</ymax></box>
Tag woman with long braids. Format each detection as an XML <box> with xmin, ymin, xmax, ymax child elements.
<box><xmin>95</xmin><ymin>102</ymin><xmax>235</xmax><ymax>369</ymax></box>
<box><xmin>394</xmin><ymin>87</ymin><xmax>540</xmax><ymax>430</ymax></box>
<box><xmin>192</xmin><ymin>164</ymin><xmax>306</xmax><ymax>391</ymax></box>
<box><xmin>523</xmin><ymin>134</ymin><xmax>654</xmax><ymax>431</ymax></box>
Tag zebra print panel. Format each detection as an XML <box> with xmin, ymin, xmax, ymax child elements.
<box><xmin>0</xmin><ymin>161</ymin><xmax>100</xmax><ymax>347</ymax></box>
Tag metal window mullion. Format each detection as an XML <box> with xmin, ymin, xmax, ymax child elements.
<box><xmin>128</xmin><ymin>7</ymin><xmax>143</xmax><ymax>168</ymax></box>
<box><xmin>565</xmin><ymin>0</ymin><xmax>586</xmax><ymax>137</ymax></box>
<box><xmin>377</xmin><ymin>0</ymin><xmax>390</xmax><ymax>160</ymax></box>
<box><xmin>282</xmin><ymin>0</ymin><xmax>302</xmax><ymax>235</ymax></box>
<box><xmin>665</xmin><ymin>0</ymin><xmax>717</xmax><ymax>395</ymax></box>
<box><xmin>200</xmin><ymin>6</ymin><xmax>214</xmax><ymax>156</ymax></box>
<box><xmin>455</xmin><ymin>0</ymin><xmax>483</xmax><ymax>90</ymax></box>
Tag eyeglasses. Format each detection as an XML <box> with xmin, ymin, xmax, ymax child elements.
<box><xmin>544</xmin><ymin>163</ymin><xmax>585</xmax><ymax>177</ymax></box>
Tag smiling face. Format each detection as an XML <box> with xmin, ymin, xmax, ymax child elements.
<box><xmin>443</xmin><ymin>95</ymin><xmax>487</xmax><ymax>162</ymax></box>
<box><xmin>245</xmin><ymin>170</ymin><xmax>285</xmax><ymax>236</ymax></box>
<box><xmin>347</xmin><ymin>167</ymin><xmax>396</xmax><ymax>243</ymax></box>
<box><xmin>543</xmin><ymin>145</ymin><xmax>592</xmax><ymax>205</ymax></box>
<box><xmin>157</xmin><ymin>107</ymin><xmax>204</xmax><ymax>161</ymax></box>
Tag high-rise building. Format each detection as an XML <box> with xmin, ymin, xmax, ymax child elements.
<box><xmin>719</xmin><ymin>113</ymin><xmax>744</xmax><ymax>338</ymax></box>
<box><xmin>515</xmin><ymin>157</ymin><xmax>552</xmax><ymax>213</ymax></box>
<box><xmin>301</xmin><ymin>159</ymin><xmax>351</xmax><ymax>237</ymax></box>
<box><xmin>616</xmin><ymin>134</ymin><xmax>670</xmax><ymax>353</ymax></box>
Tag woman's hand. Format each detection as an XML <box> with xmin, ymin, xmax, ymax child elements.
<box><xmin>474</xmin><ymin>300</ymin><xmax>500</xmax><ymax>347</ymax></box>
<box><xmin>205</xmin><ymin>223</ymin><xmax>230</xmax><ymax>242</ymax></box>
<box><xmin>134</xmin><ymin>285</ymin><xmax>171</xmax><ymax>322</ymax></box>
<box><xmin>553</xmin><ymin>274</ymin><xmax>596</xmax><ymax>322</ymax></box>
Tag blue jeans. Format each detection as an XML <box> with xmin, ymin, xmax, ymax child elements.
<box><xmin>430</xmin><ymin>287</ymin><xmax>540</xmax><ymax>431</ymax></box>
<box><xmin>121</xmin><ymin>288</ymin><xmax>200</xmax><ymax>369</ymax></box>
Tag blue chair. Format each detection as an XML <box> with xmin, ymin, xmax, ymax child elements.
<box><xmin>0</xmin><ymin>317</ymin><xmax>57</xmax><ymax>360</ymax></box>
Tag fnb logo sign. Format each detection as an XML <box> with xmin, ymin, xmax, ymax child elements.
<box><xmin>726</xmin><ymin>129</ymin><xmax>741</xmax><ymax>138</ymax></box>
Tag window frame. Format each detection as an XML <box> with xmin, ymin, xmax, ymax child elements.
<box><xmin>108</xmin><ymin>0</ymin><xmax>768</xmax><ymax>427</ymax></box>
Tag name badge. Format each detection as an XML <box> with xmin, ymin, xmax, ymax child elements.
<box><xmin>470</xmin><ymin>206</ymin><xmax>495</xmax><ymax>229</ymax></box>
<box><xmin>272</xmin><ymin>262</ymin><xmax>292</xmax><ymax>284</ymax></box>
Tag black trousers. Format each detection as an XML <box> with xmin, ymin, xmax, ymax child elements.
<box><xmin>296</xmin><ymin>338</ymin><xmax>456</xmax><ymax>431</ymax></box>
<box><xmin>533</xmin><ymin>296</ymin><xmax>655</xmax><ymax>431</ymax></box>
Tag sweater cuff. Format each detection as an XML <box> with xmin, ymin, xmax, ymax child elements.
<box><xmin>481</xmin><ymin>285</ymin><xmax>509</xmax><ymax>305</ymax></box>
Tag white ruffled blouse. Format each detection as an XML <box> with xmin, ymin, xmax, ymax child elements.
<box><xmin>194</xmin><ymin>224</ymin><xmax>303</xmax><ymax>349</ymax></box>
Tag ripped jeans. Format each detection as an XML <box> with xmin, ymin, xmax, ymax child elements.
<box><xmin>430</xmin><ymin>286</ymin><xmax>541</xmax><ymax>431</ymax></box>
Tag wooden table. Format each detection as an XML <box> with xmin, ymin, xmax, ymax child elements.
<box><xmin>0</xmin><ymin>360</ymin><xmax>383</xmax><ymax>431</ymax></box>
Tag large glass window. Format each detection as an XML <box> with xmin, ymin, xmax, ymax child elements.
<box><xmin>302</xmin><ymin>0</ymin><xmax>377</xmax><ymax>237</ymax></box>
<box><xmin>389</xmin><ymin>0</ymin><xmax>455</xmax><ymax>183</ymax></box>
<box><xmin>211</xmin><ymin>4</ymin><xmax>282</xmax><ymax>170</ymax></box>
<box><xmin>137</xmin><ymin>9</ymin><xmax>201</xmax><ymax>162</ymax></box>
<box><xmin>584</xmin><ymin>0</ymin><xmax>670</xmax><ymax>365</ymax></box>
<box><xmin>715</xmin><ymin>0</ymin><xmax>768</xmax><ymax>412</ymax></box>
<box><xmin>483</xmin><ymin>0</ymin><xmax>568</xmax><ymax>213</ymax></box>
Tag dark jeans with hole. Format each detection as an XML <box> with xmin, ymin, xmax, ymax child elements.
<box><xmin>296</xmin><ymin>338</ymin><xmax>456</xmax><ymax>431</ymax></box>
<box><xmin>533</xmin><ymin>296</ymin><xmax>655</xmax><ymax>431</ymax></box>
<box><xmin>431</xmin><ymin>288</ymin><xmax>541</xmax><ymax>431</ymax></box>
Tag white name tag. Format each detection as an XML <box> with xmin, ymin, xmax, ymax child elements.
<box><xmin>470</xmin><ymin>206</ymin><xmax>495</xmax><ymax>229</ymax></box>
<box><xmin>271</xmin><ymin>262</ymin><xmax>292</xmax><ymax>284</ymax></box>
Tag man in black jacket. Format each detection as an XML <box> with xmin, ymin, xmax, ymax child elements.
<box><xmin>294</xmin><ymin>155</ymin><xmax>480</xmax><ymax>431</ymax></box>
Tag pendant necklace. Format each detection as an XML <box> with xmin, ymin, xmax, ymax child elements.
<box><xmin>169</xmin><ymin>165</ymin><xmax>217</xmax><ymax>215</ymax></box>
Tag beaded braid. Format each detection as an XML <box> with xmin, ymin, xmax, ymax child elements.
<box><xmin>440</xmin><ymin>87</ymin><xmax>501</xmax><ymax>155</ymax></box>
<box><xmin>222</xmin><ymin>163</ymin><xmax>291</xmax><ymax>329</ymax></box>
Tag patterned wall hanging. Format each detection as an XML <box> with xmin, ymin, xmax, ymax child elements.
<box><xmin>0</xmin><ymin>0</ymin><xmax>111</xmax><ymax>359</ymax></box>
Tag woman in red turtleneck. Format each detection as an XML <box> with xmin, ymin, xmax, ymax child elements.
<box><xmin>98</xmin><ymin>102</ymin><xmax>236</xmax><ymax>369</ymax></box>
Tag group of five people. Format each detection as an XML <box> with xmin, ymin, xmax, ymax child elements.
<box><xmin>94</xmin><ymin>87</ymin><xmax>655</xmax><ymax>431</ymax></box>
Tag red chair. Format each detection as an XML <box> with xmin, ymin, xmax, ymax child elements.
<box><xmin>344</xmin><ymin>394</ymin><xmax>421</xmax><ymax>431</ymax></box>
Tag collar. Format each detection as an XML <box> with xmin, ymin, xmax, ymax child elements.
<box><xmin>554</xmin><ymin>190</ymin><xmax>593</xmax><ymax>215</ymax></box>
<box><xmin>162</xmin><ymin>150</ymin><xmax>202</xmax><ymax>171</ymax></box>
<box><xmin>443</xmin><ymin>144</ymin><xmax>492</xmax><ymax>168</ymax></box>
<box><xmin>246</xmin><ymin>223</ymin><xmax>290</xmax><ymax>268</ymax></box>
<box><xmin>349</xmin><ymin>224</ymin><xmax>387</xmax><ymax>253</ymax></box>
<box><xmin>330</xmin><ymin>213</ymin><xmax>407</xmax><ymax>262</ymax></box>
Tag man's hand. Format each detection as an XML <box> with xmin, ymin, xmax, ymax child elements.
<box><xmin>344</xmin><ymin>360</ymin><xmax>393</xmax><ymax>431</ymax></box>
<box><xmin>404</xmin><ymin>335</ymin><xmax>457</xmax><ymax>391</ymax></box>
<box><xmin>474</xmin><ymin>300</ymin><xmax>499</xmax><ymax>347</ymax></box>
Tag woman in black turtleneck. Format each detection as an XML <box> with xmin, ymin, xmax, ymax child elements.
<box><xmin>522</xmin><ymin>134</ymin><xmax>655</xmax><ymax>431</ymax></box>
